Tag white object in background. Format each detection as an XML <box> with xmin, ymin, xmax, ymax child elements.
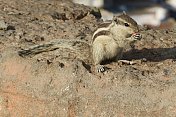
<box><xmin>155</xmin><ymin>7</ymin><xmax>168</xmax><ymax>21</ymax></box>
<box><xmin>73</xmin><ymin>0</ymin><xmax>104</xmax><ymax>8</ymax></box>
<box><xmin>92</xmin><ymin>0</ymin><xmax>104</xmax><ymax>8</ymax></box>
<box><xmin>73</xmin><ymin>0</ymin><xmax>91</xmax><ymax>6</ymax></box>
<box><xmin>132</xmin><ymin>6</ymin><xmax>168</xmax><ymax>26</ymax></box>
<box><xmin>166</xmin><ymin>0</ymin><xmax>176</xmax><ymax>9</ymax></box>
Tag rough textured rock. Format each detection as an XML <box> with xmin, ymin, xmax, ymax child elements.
<box><xmin>0</xmin><ymin>0</ymin><xmax>176</xmax><ymax>117</ymax></box>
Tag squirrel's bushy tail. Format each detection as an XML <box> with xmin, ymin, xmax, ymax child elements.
<box><xmin>18</xmin><ymin>39</ymin><xmax>91</xmax><ymax>59</ymax></box>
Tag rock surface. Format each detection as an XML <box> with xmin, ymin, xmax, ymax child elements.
<box><xmin>0</xmin><ymin>0</ymin><xmax>176</xmax><ymax>117</ymax></box>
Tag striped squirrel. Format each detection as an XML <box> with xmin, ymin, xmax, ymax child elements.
<box><xmin>18</xmin><ymin>13</ymin><xmax>142</xmax><ymax>72</ymax></box>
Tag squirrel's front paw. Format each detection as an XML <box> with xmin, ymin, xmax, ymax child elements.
<box><xmin>132</xmin><ymin>33</ymin><xmax>142</xmax><ymax>40</ymax></box>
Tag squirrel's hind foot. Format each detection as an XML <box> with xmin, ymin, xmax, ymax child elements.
<box><xmin>96</xmin><ymin>65</ymin><xmax>106</xmax><ymax>73</ymax></box>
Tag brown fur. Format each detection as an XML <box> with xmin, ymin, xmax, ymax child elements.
<box><xmin>92</xmin><ymin>30</ymin><xmax>110</xmax><ymax>41</ymax></box>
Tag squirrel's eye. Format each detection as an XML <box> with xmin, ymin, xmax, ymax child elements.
<box><xmin>114</xmin><ymin>19</ymin><xmax>117</xmax><ymax>22</ymax></box>
<box><xmin>124</xmin><ymin>23</ymin><xmax>129</xmax><ymax>27</ymax></box>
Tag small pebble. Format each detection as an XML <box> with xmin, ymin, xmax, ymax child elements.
<box><xmin>0</xmin><ymin>20</ymin><xmax>7</xmax><ymax>30</ymax></box>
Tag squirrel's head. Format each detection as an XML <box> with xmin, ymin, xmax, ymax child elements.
<box><xmin>113</xmin><ymin>13</ymin><xmax>139</xmax><ymax>38</ymax></box>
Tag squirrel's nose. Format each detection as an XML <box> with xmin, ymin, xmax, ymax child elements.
<box><xmin>135</xmin><ymin>28</ymin><xmax>139</xmax><ymax>33</ymax></box>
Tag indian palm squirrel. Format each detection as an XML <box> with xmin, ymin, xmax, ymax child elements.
<box><xmin>18</xmin><ymin>13</ymin><xmax>142</xmax><ymax>72</ymax></box>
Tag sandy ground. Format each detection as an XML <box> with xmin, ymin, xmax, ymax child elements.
<box><xmin>0</xmin><ymin>0</ymin><xmax>176</xmax><ymax>116</ymax></box>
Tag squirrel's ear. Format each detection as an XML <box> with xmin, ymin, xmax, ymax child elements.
<box><xmin>113</xmin><ymin>15</ymin><xmax>118</xmax><ymax>22</ymax></box>
<box><xmin>122</xmin><ymin>11</ymin><xmax>127</xmax><ymax>15</ymax></box>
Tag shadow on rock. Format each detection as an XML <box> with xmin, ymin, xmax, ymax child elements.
<box><xmin>123</xmin><ymin>47</ymin><xmax>176</xmax><ymax>62</ymax></box>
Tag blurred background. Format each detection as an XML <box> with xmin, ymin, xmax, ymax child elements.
<box><xmin>73</xmin><ymin>0</ymin><xmax>176</xmax><ymax>29</ymax></box>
